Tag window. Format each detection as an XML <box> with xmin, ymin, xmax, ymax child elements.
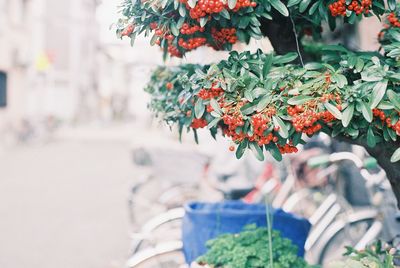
<box><xmin>0</xmin><ymin>71</ymin><xmax>7</xmax><ymax>107</ymax></box>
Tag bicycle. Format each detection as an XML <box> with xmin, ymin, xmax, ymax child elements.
<box><xmin>127</xmin><ymin>150</ymin><xmax>399</xmax><ymax>267</ymax></box>
<box><xmin>301</xmin><ymin>152</ymin><xmax>400</xmax><ymax>265</ymax></box>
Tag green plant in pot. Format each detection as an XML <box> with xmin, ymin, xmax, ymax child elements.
<box><xmin>194</xmin><ymin>224</ymin><xmax>316</xmax><ymax>268</ymax></box>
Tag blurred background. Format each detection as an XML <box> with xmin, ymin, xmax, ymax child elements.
<box><xmin>0</xmin><ymin>0</ymin><xmax>387</xmax><ymax>267</ymax></box>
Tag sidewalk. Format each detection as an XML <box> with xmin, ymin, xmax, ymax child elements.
<box><xmin>0</xmin><ymin>124</ymin><xmax>137</xmax><ymax>268</ymax></box>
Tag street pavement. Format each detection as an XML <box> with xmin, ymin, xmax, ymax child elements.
<box><xmin>0</xmin><ymin>125</ymin><xmax>137</xmax><ymax>268</ymax></box>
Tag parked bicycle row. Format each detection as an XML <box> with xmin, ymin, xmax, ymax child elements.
<box><xmin>127</xmin><ymin>135</ymin><xmax>400</xmax><ymax>267</ymax></box>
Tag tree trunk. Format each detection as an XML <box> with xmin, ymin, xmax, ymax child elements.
<box><xmin>260</xmin><ymin>17</ymin><xmax>308</xmax><ymax>61</ymax></box>
<box><xmin>364</xmin><ymin>143</ymin><xmax>400</xmax><ymax>209</ymax></box>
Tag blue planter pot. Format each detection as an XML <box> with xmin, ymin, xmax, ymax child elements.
<box><xmin>182</xmin><ymin>201</ymin><xmax>311</xmax><ymax>264</ymax></box>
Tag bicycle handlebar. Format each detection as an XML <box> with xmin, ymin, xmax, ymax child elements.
<box><xmin>308</xmin><ymin>152</ymin><xmax>377</xmax><ymax>170</ymax></box>
<box><xmin>307</xmin><ymin>152</ymin><xmax>388</xmax><ymax>188</ymax></box>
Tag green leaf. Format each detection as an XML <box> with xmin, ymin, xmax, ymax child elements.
<box><xmin>150</xmin><ymin>34</ymin><xmax>158</xmax><ymax>46</ymax></box>
<box><xmin>287</xmin><ymin>96</ymin><xmax>313</xmax><ymax>105</ymax></box>
<box><xmin>263</xmin><ymin>54</ymin><xmax>273</xmax><ymax>78</ymax></box>
<box><xmin>272</xmin><ymin>116</ymin><xmax>289</xmax><ymax>138</ymax></box>
<box><xmin>360</xmin><ymin>101</ymin><xmax>373</xmax><ymax>122</ymax></box>
<box><xmin>267</xmin><ymin>144</ymin><xmax>283</xmax><ymax>161</ymax></box>
<box><xmin>195</xmin><ymin>99</ymin><xmax>205</xmax><ymax>119</ymax></box>
<box><xmin>207</xmin><ymin>118</ymin><xmax>221</xmax><ymax>129</ymax></box>
<box><xmin>367</xmin><ymin>127</ymin><xmax>376</xmax><ymax>148</ymax></box>
<box><xmin>193</xmin><ymin>129</ymin><xmax>199</xmax><ymax>144</ymax></box>
<box><xmin>322</xmin><ymin>45</ymin><xmax>348</xmax><ymax>52</ymax></box>
<box><xmin>388</xmin><ymin>73</ymin><xmax>400</xmax><ymax>82</ymax></box>
<box><xmin>324</xmin><ymin>102</ymin><xmax>342</xmax><ymax>120</ymax></box>
<box><xmin>332</xmin><ymin>73</ymin><xmax>347</xmax><ymax>88</ymax></box>
<box><xmin>387</xmin><ymin>90</ymin><xmax>400</xmax><ymax>111</ymax></box>
<box><xmin>188</xmin><ymin>0</ymin><xmax>197</xmax><ymax>8</ymax></box>
<box><xmin>250</xmin><ymin>142</ymin><xmax>265</xmax><ymax>161</ymax></box>
<box><xmin>179</xmin><ymin>3</ymin><xmax>187</xmax><ymax>16</ymax></box>
<box><xmin>388</xmin><ymin>0</ymin><xmax>396</xmax><ymax>10</ymax></box>
<box><xmin>244</xmin><ymin>89</ymin><xmax>254</xmax><ymax>102</ymax></box>
<box><xmin>269</xmin><ymin>0</ymin><xmax>289</xmax><ymax>16</ymax></box>
<box><xmin>199</xmin><ymin>17</ymin><xmax>207</xmax><ymax>27</ymax></box>
<box><xmin>342</xmin><ymin>103</ymin><xmax>354</xmax><ymax>127</ymax></box>
<box><xmin>236</xmin><ymin>140</ymin><xmax>248</xmax><ymax>159</ymax></box>
<box><xmin>170</xmin><ymin>22</ymin><xmax>179</xmax><ymax>36</ymax></box>
<box><xmin>308</xmin><ymin>1</ymin><xmax>319</xmax><ymax>14</ymax></box>
<box><xmin>228</xmin><ymin>0</ymin><xmax>237</xmax><ymax>9</ymax></box>
<box><xmin>361</xmin><ymin>71</ymin><xmax>383</xmax><ymax>82</ymax></box>
<box><xmin>273</xmin><ymin>53</ymin><xmax>298</xmax><ymax>64</ymax></box>
<box><xmin>287</xmin><ymin>0</ymin><xmax>301</xmax><ymax>7</ymax></box>
<box><xmin>370</xmin><ymin>80</ymin><xmax>388</xmax><ymax>109</ymax></box>
<box><xmin>299</xmin><ymin>0</ymin><xmax>312</xmax><ymax>13</ymax></box>
<box><xmin>355</xmin><ymin>58</ymin><xmax>364</xmax><ymax>72</ymax></box>
<box><xmin>304</xmin><ymin>62</ymin><xmax>325</xmax><ymax>70</ymax></box>
<box><xmin>241</xmin><ymin>103</ymin><xmax>256</xmax><ymax>115</ymax></box>
<box><xmin>220</xmin><ymin>9</ymin><xmax>230</xmax><ymax>19</ymax></box>
<box><xmin>391</xmin><ymin>148</ymin><xmax>400</xmax><ymax>163</ymax></box>
<box><xmin>377</xmin><ymin>101</ymin><xmax>395</xmax><ymax>110</ymax></box>
<box><xmin>256</xmin><ymin>95</ymin><xmax>271</xmax><ymax>112</ymax></box>
<box><xmin>210</xmin><ymin>98</ymin><xmax>223</xmax><ymax>115</ymax></box>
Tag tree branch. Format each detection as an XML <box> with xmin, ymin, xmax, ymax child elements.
<box><xmin>260</xmin><ymin>17</ymin><xmax>311</xmax><ymax>62</ymax></box>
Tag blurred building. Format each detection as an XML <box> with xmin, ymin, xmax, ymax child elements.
<box><xmin>0</xmin><ymin>0</ymin><xmax>29</xmax><ymax>128</ymax></box>
<box><xmin>0</xmin><ymin>0</ymin><xmax>100</xmax><ymax>135</ymax></box>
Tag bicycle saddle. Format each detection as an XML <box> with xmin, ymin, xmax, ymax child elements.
<box><xmin>223</xmin><ymin>187</ymin><xmax>254</xmax><ymax>200</ymax></box>
<box><xmin>215</xmin><ymin>174</ymin><xmax>254</xmax><ymax>200</ymax></box>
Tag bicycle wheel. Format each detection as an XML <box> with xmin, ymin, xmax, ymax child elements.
<box><xmin>127</xmin><ymin>241</ymin><xmax>186</xmax><ymax>268</ymax></box>
<box><xmin>129</xmin><ymin>179</ymin><xmax>199</xmax><ymax>226</ymax></box>
<box><xmin>283</xmin><ymin>189</ymin><xmax>329</xmax><ymax>220</ymax></box>
<box><xmin>317</xmin><ymin>217</ymin><xmax>379</xmax><ymax>265</ymax></box>
<box><xmin>131</xmin><ymin>208</ymin><xmax>184</xmax><ymax>253</ymax></box>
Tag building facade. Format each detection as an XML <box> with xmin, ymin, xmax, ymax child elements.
<box><xmin>0</xmin><ymin>0</ymin><xmax>100</xmax><ymax>136</ymax></box>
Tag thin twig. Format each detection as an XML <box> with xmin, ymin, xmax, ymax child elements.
<box><xmin>289</xmin><ymin>16</ymin><xmax>304</xmax><ymax>67</ymax></box>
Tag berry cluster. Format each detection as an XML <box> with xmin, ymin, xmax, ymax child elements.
<box><xmin>373</xmin><ymin>109</ymin><xmax>400</xmax><ymax>135</ymax></box>
<box><xmin>288</xmin><ymin>104</ymin><xmax>337</xmax><ymax>135</ymax></box>
<box><xmin>180</xmin><ymin>0</ymin><xmax>256</xmax><ymax>19</ymax></box>
<box><xmin>251</xmin><ymin>114</ymin><xmax>270</xmax><ymax>137</ymax></box>
<box><xmin>144</xmin><ymin>0</ymin><xmax>257</xmax><ymax>56</ymax></box>
<box><xmin>329</xmin><ymin>0</ymin><xmax>347</xmax><ymax>17</ymax></box>
<box><xmin>149</xmin><ymin>22</ymin><xmax>184</xmax><ymax>57</ymax></box>
<box><xmin>180</xmin><ymin>23</ymin><xmax>206</xmax><ymax>35</ymax></box>
<box><xmin>329</xmin><ymin>0</ymin><xmax>371</xmax><ymax>17</ymax></box>
<box><xmin>179</xmin><ymin>37</ymin><xmax>207</xmax><ymax>51</ymax></box>
<box><xmin>320</xmin><ymin>93</ymin><xmax>341</xmax><ymax>103</ymax></box>
<box><xmin>198</xmin><ymin>87</ymin><xmax>224</xmax><ymax>100</ymax></box>
<box><xmin>250</xmin><ymin>114</ymin><xmax>278</xmax><ymax>146</ymax></box>
<box><xmin>222</xmin><ymin>103</ymin><xmax>246</xmax><ymax>142</ymax></box>
<box><xmin>166</xmin><ymin>82</ymin><xmax>174</xmax><ymax>90</ymax></box>
<box><xmin>191</xmin><ymin>118</ymin><xmax>208</xmax><ymax>129</ymax></box>
<box><xmin>167</xmin><ymin>43</ymin><xmax>183</xmax><ymax>57</ymax></box>
<box><xmin>348</xmin><ymin>0</ymin><xmax>371</xmax><ymax>15</ymax></box>
<box><xmin>291</xmin><ymin>110</ymin><xmax>323</xmax><ymax>135</ymax></box>
<box><xmin>121</xmin><ymin>24</ymin><xmax>134</xmax><ymax>37</ymax></box>
<box><xmin>278</xmin><ymin>143</ymin><xmax>299</xmax><ymax>154</ymax></box>
<box><xmin>387</xmin><ymin>13</ymin><xmax>400</xmax><ymax>28</ymax></box>
<box><xmin>183</xmin><ymin>0</ymin><xmax>225</xmax><ymax>19</ymax></box>
<box><xmin>248</xmin><ymin>107</ymin><xmax>279</xmax><ymax>146</ymax></box>
<box><xmin>209</xmin><ymin>28</ymin><xmax>238</xmax><ymax>49</ymax></box>
<box><xmin>150</xmin><ymin>22</ymin><xmax>158</xmax><ymax>30</ymax></box>
<box><xmin>231</xmin><ymin>0</ymin><xmax>257</xmax><ymax>11</ymax></box>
